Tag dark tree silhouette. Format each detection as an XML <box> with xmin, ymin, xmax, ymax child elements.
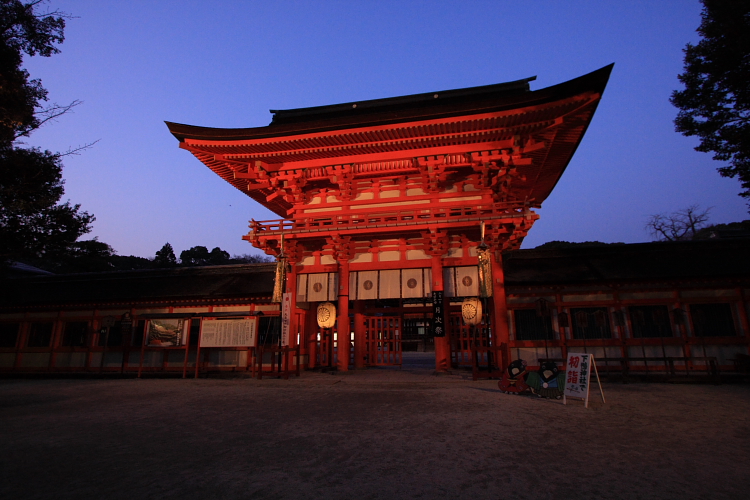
<box><xmin>0</xmin><ymin>1</ymin><xmax>93</xmax><ymax>269</ymax></box>
<box><xmin>645</xmin><ymin>205</ymin><xmax>712</xmax><ymax>241</ymax></box>
<box><xmin>180</xmin><ymin>246</ymin><xmax>210</xmax><ymax>266</ymax></box>
<box><xmin>671</xmin><ymin>0</ymin><xmax>750</xmax><ymax>208</ymax></box>
<box><xmin>154</xmin><ymin>243</ymin><xmax>177</xmax><ymax>267</ymax></box>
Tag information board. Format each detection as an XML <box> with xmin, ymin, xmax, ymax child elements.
<box><xmin>564</xmin><ymin>352</ymin><xmax>605</xmax><ymax>408</ymax></box>
<box><xmin>564</xmin><ymin>353</ymin><xmax>591</xmax><ymax>399</ymax></box>
<box><xmin>431</xmin><ymin>291</ymin><xmax>445</xmax><ymax>337</ymax></box>
<box><xmin>199</xmin><ymin>318</ymin><xmax>257</xmax><ymax>348</ymax></box>
<box><xmin>281</xmin><ymin>292</ymin><xmax>292</xmax><ymax>346</ymax></box>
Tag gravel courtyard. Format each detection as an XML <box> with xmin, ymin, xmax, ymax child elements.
<box><xmin>1</xmin><ymin>358</ymin><xmax>749</xmax><ymax>500</ymax></box>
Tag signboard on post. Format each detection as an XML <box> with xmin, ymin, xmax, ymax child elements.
<box><xmin>281</xmin><ymin>292</ymin><xmax>292</xmax><ymax>346</ymax></box>
<box><xmin>564</xmin><ymin>353</ymin><xmax>605</xmax><ymax>408</ymax></box>
<box><xmin>199</xmin><ymin>318</ymin><xmax>257</xmax><ymax>348</ymax></box>
<box><xmin>431</xmin><ymin>291</ymin><xmax>445</xmax><ymax>337</ymax></box>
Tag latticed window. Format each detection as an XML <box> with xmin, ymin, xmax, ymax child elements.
<box><xmin>570</xmin><ymin>308</ymin><xmax>611</xmax><ymax>339</ymax></box>
<box><xmin>132</xmin><ymin>320</ymin><xmax>146</xmax><ymax>346</ymax></box>
<box><xmin>0</xmin><ymin>323</ymin><xmax>20</xmax><ymax>348</ymax></box>
<box><xmin>259</xmin><ymin>316</ymin><xmax>281</xmax><ymax>346</ymax></box>
<box><xmin>27</xmin><ymin>322</ymin><xmax>54</xmax><ymax>347</ymax></box>
<box><xmin>629</xmin><ymin>305</ymin><xmax>673</xmax><ymax>338</ymax></box>
<box><xmin>98</xmin><ymin>322</ymin><xmax>125</xmax><ymax>347</ymax></box>
<box><xmin>690</xmin><ymin>303</ymin><xmax>737</xmax><ymax>337</ymax></box>
<box><xmin>62</xmin><ymin>321</ymin><xmax>88</xmax><ymax>347</ymax></box>
<box><xmin>513</xmin><ymin>309</ymin><xmax>554</xmax><ymax>340</ymax></box>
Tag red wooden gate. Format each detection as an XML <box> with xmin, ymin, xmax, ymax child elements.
<box><xmin>314</xmin><ymin>327</ymin><xmax>333</xmax><ymax>368</ymax></box>
<box><xmin>449</xmin><ymin>312</ymin><xmax>491</xmax><ymax>367</ymax></box>
<box><xmin>364</xmin><ymin>316</ymin><xmax>402</xmax><ymax>366</ymax></box>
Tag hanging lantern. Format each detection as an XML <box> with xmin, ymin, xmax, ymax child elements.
<box><xmin>476</xmin><ymin>222</ymin><xmax>493</xmax><ymax>298</ymax></box>
<box><xmin>272</xmin><ymin>236</ymin><xmax>286</xmax><ymax>303</ymax></box>
<box><xmin>535</xmin><ymin>298</ymin><xmax>550</xmax><ymax>317</ymax></box>
<box><xmin>317</xmin><ymin>302</ymin><xmax>337</xmax><ymax>329</ymax></box>
<box><xmin>272</xmin><ymin>258</ymin><xmax>286</xmax><ymax>303</ymax></box>
<box><xmin>461</xmin><ymin>297</ymin><xmax>482</xmax><ymax>326</ymax></box>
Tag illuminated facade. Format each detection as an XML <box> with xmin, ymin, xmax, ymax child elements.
<box><xmin>166</xmin><ymin>65</ymin><xmax>613</xmax><ymax>371</ymax></box>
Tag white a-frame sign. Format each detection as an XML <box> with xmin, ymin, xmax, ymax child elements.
<box><xmin>563</xmin><ymin>353</ymin><xmax>605</xmax><ymax>408</ymax></box>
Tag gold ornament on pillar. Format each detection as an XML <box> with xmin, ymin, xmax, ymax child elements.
<box><xmin>272</xmin><ymin>235</ymin><xmax>287</xmax><ymax>303</ymax></box>
<box><xmin>477</xmin><ymin>221</ymin><xmax>493</xmax><ymax>298</ymax></box>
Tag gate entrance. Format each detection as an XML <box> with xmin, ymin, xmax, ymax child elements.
<box><xmin>364</xmin><ymin>316</ymin><xmax>402</xmax><ymax>366</ymax></box>
<box><xmin>449</xmin><ymin>312</ymin><xmax>492</xmax><ymax>367</ymax></box>
<box><xmin>312</xmin><ymin>326</ymin><xmax>333</xmax><ymax>369</ymax></box>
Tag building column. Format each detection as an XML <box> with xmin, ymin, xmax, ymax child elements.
<box><xmin>332</xmin><ymin>235</ymin><xmax>352</xmax><ymax>372</ymax></box>
<box><xmin>425</xmin><ymin>228</ymin><xmax>450</xmax><ymax>372</ymax></box>
<box><xmin>490</xmin><ymin>250</ymin><xmax>510</xmax><ymax>370</ymax></box>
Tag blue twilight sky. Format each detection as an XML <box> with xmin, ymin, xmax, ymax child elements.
<box><xmin>22</xmin><ymin>0</ymin><xmax>749</xmax><ymax>259</ymax></box>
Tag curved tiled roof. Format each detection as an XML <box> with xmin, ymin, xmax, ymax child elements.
<box><xmin>166</xmin><ymin>65</ymin><xmax>613</xmax><ymax>216</ymax></box>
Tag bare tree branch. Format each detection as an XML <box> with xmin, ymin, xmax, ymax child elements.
<box><xmin>13</xmin><ymin>99</ymin><xmax>82</xmax><ymax>140</ymax></box>
<box><xmin>56</xmin><ymin>140</ymin><xmax>100</xmax><ymax>157</ymax></box>
<box><xmin>645</xmin><ymin>205</ymin><xmax>712</xmax><ymax>241</ymax></box>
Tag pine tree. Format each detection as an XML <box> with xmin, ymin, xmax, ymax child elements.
<box><xmin>154</xmin><ymin>243</ymin><xmax>177</xmax><ymax>267</ymax></box>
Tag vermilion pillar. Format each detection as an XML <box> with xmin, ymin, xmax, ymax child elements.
<box><xmin>337</xmin><ymin>258</ymin><xmax>350</xmax><ymax>371</ymax></box>
<box><xmin>432</xmin><ymin>254</ymin><xmax>450</xmax><ymax>372</ymax></box>
<box><xmin>491</xmin><ymin>250</ymin><xmax>510</xmax><ymax>370</ymax></box>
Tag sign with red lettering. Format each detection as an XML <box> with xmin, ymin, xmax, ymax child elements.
<box><xmin>564</xmin><ymin>352</ymin><xmax>605</xmax><ymax>408</ymax></box>
<box><xmin>564</xmin><ymin>353</ymin><xmax>590</xmax><ymax>399</ymax></box>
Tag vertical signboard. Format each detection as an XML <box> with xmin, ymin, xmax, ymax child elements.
<box><xmin>281</xmin><ymin>292</ymin><xmax>292</xmax><ymax>346</ymax></box>
<box><xmin>564</xmin><ymin>352</ymin><xmax>605</xmax><ymax>408</ymax></box>
<box><xmin>431</xmin><ymin>290</ymin><xmax>445</xmax><ymax>337</ymax></box>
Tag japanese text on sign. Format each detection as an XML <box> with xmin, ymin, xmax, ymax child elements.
<box><xmin>281</xmin><ymin>292</ymin><xmax>292</xmax><ymax>346</ymax></box>
<box><xmin>431</xmin><ymin>291</ymin><xmax>445</xmax><ymax>337</ymax></box>
<box><xmin>200</xmin><ymin>319</ymin><xmax>257</xmax><ymax>347</ymax></box>
<box><xmin>564</xmin><ymin>353</ymin><xmax>592</xmax><ymax>399</ymax></box>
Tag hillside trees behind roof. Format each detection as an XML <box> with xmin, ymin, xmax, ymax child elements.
<box><xmin>0</xmin><ymin>0</ymin><xmax>94</xmax><ymax>271</ymax></box>
<box><xmin>180</xmin><ymin>246</ymin><xmax>231</xmax><ymax>266</ymax></box>
<box><xmin>671</xmin><ymin>0</ymin><xmax>750</xmax><ymax>209</ymax></box>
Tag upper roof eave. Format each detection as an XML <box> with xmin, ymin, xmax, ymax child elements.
<box><xmin>166</xmin><ymin>64</ymin><xmax>614</xmax><ymax>143</ymax></box>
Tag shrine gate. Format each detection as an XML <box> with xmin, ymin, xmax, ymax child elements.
<box><xmin>166</xmin><ymin>65</ymin><xmax>613</xmax><ymax>372</ymax></box>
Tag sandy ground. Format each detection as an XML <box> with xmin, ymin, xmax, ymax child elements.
<box><xmin>1</xmin><ymin>354</ymin><xmax>749</xmax><ymax>500</ymax></box>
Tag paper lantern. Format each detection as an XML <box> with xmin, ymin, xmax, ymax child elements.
<box><xmin>317</xmin><ymin>302</ymin><xmax>337</xmax><ymax>329</ymax></box>
<box><xmin>461</xmin><ymin>297</ymin><xmax>482</xmax><ymax>326</ymax></box>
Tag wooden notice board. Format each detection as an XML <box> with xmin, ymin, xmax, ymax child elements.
<box><xmin>199</xmin><ymin>318</ymin><xmax>257</xmax><ymax>348</ymax></box>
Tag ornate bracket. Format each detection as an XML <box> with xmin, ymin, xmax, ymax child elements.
<box><xmin>421</xmin><ymin>228</ymin><xmax>449</xmax><ymax>257</ymax></box>
<box><xmin>326</xmin><ymin>234</ymin><xmax>353</xmax><ymax>264</ymax></box>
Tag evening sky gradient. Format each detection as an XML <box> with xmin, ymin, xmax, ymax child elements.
<box><xmin>22</xmin><ymin>1</ymin><xmax>749</xmax><ymax>258</ymax></box>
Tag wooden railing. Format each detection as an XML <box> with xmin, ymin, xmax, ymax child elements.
<box><xmin>248</xmin><ymin>204</ymin><xmax>533</xmax><ymax>234</ymax></box>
